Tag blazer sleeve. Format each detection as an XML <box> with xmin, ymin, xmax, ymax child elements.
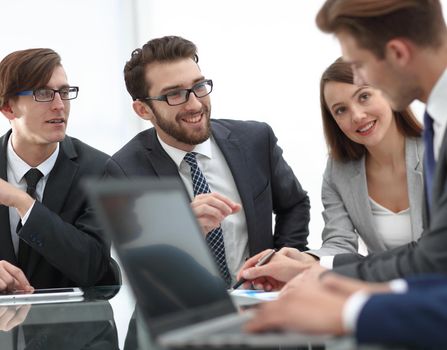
<box><xmin>268</xmin><ymin>124</ymin><xmax>310</xmax><ymax>251</ymax></box>
<box><xmin>356</xmin><ymin>285</ymin><xmax>447</xmax><ymax>348</ymax></box>
<box><xmin>104</xmin><ymin>157</ymin><xmax>129</xmax><ymax>178</ymax></box>
<box><xmin>307</xmin><ymin>160</ymin><xmax>359</xmax><ymax>258</ymax></box>
<box><xmin>19</xmin><ymin>201</ymin><xmax>111</xmax><ymax>287</ymax></box>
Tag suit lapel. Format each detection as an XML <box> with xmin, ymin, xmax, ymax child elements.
<box><xmin>143</xmin><ymin>129</ymin><xmax>180</xmax><ymax>178</ymax></box>
<box><xmin>211</xmin><ymin>122</ymin><xmax>256</xmax><ymax>240</ymax></box>
<box><xmin>0</xmin><ymin>131</ymin><xmax>18</xmax><ymax>264</ymax></box>
<box><xmin>348</xmin><ymin>157</ymin><xmax>387</xmax><ymax>252</ymax></box>
<box><xmin>23</xmin><ymin>137</ymin><xmax>79</xmax><ymax>278</ymax></box>
<box><xmin>405</xmin><ymin>138</ymin><xmax>424</xmax><ymax>237</ymax></box>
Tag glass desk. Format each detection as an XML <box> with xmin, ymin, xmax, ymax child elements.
<box><xmin>0</xmin><ymin>285</ymin><xmax>124</xmax><ymax>350</ymax></box>
<box><xmin>0</xmin><ymin>285</ymin><xmax>410</xmax><ymax>350</ymax></box>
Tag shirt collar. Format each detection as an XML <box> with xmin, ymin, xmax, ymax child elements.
<box><xmin>7</xmin><ymin>135</ymin><xmax>60</xmax><ymax>183</ymax></box>
<box><xmin>426</xmin><ymin>68</ymin><xmax>447</xmax><ymax>126</ymax></box>
<box><xmin>156</xmin><ymin>134</ymin><xmax>213</xmax><ymax>169</ymax></box>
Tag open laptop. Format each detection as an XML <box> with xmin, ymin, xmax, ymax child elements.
<box><xmin>86</xmin><ymin>178</ymin><xmax>331</xmax><ymax>348</ymax></box>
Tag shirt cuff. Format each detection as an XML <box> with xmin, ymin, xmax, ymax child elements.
<box><xmin>20</xmin><ymin>200</ymin><xmax>35</xmax><ymax>225</ymax></box>
<box><xmin>319</xmin><ymin>256</ymin><xmax>334</xmax><ymax>269</ymax></box>
<box><xmin>342</xmin><ymin>291</ymin><xmax>370</xmax><ymax>333</ymax></box>
<box><xmin>389</xmin><ymin>279</ymin><xmax>408</xmax><ymax>293</ymax></box>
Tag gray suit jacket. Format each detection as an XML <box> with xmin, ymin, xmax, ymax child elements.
<box><xmin>333</xmin><ymin>131</ymin><xmax>447</xmax><ymax>281</ymax></box>
<box><xmin>308</xmin><ymin>137</ymin><xmax>424</xmax><ymax>257</ymax></box>
<box><xmin>105</xmin><ymin>119</ymin><xmax>310</xmax><ymax>255</ymax></box>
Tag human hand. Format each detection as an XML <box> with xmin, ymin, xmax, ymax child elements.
<box><xmin>244</xmin><ymin>280</ymin><xmax>347</xmax><ymax>335</ymax></box>
<box><xmin>0</xmin><ymin>179</ymin><xmax>34</xmax><ymax>217</ymax></box>
<box><xmin>276</xmin><ymin>247</ymin><xmax>319</xmax><ymax>263</ymax></box>
<box><xmin>191</xmin><ymin>193</ymin><xmax>241</xmax><ymax>235</ymax></box>
<box><xmin>0</xmin><ymin>260</ymin><xmax>33</xmax><ymax>293</ymax></box>
<box><xmin>0</xmin><ymin>304</ymin><xmax>31</xmax><ymax>331</ymax></box>
<box><xmin>280</xmin><ymin>263</ymin><xmax>327</xmax><ymax>295</ymax></box>
<box><xmin>237</xmin><ymin>249</ymin><xmax>310</xmax><ymax>291</ymax></box>
<box><xmin>321</xmin><ymin>273</ymin><xmax>392</xmax><ymax>297</ymax></box>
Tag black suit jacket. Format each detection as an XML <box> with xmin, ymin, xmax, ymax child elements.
<box><xmin>333</xmin><ymin>124</ymin><xmax>447</xmax><ymax>281</ymax></box>
<box><xmin>105</xmin><ymin>119</ymin><xmax>310</xmax><ymax>254</ymax></box>
<box><xmin>0</xmin><ymin>130</ymin><xmax>117</xmax><ymax>288</ymax></box>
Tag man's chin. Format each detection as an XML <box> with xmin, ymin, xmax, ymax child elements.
<box><xmin>179</xmin><ymin>132</ymin><xmax>210</xmax><ymax>146</ymax></box>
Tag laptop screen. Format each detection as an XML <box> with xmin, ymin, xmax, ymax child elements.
<box><xmin>87</xmin><ymin>178</ymin><xmax>236</xmax><ymax>337</ymax></box>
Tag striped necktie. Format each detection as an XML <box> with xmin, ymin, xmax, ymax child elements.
<box><xmin>184</xmin><ymin>152</ymin><xmax>232</xmax><ymax>286</ymax></box>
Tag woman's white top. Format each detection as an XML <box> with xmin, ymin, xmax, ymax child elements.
<box><xmin>369</xmin><ymin>197</ymin><xmax>412</xmax><ymax>250</ymax></box>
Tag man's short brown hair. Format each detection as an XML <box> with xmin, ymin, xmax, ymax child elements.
<box><xmin>0</xmin><ymin>48</ymin><xmax>61</xmax><ymax>108</ymax></box>
<box><xmin>316</xmin><ymin>0</ymin><xmax>446</xmax><ymax>58</ymax></box>
<box><xmin>124</xmin><ymin>36</ymin><xmax>199</xmax><ymax>101</ymax></box>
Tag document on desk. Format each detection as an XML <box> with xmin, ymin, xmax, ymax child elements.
<box><xmin>229</xmin><ymin>289</ymin><xmax>279</xmax><ymax>306</ymax></box>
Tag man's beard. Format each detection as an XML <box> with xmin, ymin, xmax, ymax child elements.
<box><xmin>153</xmin><ymin>105</ymin><xmax>212</xmax><ymax>145</ymax></box>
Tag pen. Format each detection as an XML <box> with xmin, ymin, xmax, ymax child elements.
<box><xmin>232</xmin><ymin>249</ymin><xmax>276</xmax><ymax>290</ymax></box>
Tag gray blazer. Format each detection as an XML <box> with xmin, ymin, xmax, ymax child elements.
<box><xmin>333</xmin><ymin>125</ymin><xmax>447</xmax><ymax>281</ymax></box>
<box><xmin>308</xmin><ymin>137</ymin><xmax>424</xmax><ymax>258</ymax></box>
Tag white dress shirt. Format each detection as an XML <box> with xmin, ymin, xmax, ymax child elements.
<box><xmin>7</xmin><ymin>136</ymin><xmax>59</xmax><ymax>255</ymax></box>
<box><xmin>157</xmin><ymin>135</ymin><xmax>249</xmax><ymax>283</ymax></box>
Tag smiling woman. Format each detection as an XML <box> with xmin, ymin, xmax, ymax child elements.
<box><xmin>305</xmin><ymin>58</ymin><xmax>424</xmax><ymax>258</ymax></box>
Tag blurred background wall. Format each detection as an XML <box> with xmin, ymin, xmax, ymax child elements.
<box><xmin>0</xmin><ymin>0</ymin><xmax>434</xmax><ymax>248</ymax></box>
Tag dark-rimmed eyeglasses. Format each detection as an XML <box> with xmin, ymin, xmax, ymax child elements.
<box><xmin>143</xmin><ymin>80</ymin><xmax>213</xmax><ymax>106</ymax></box>
<box><xmin>16</xmin><ymin>86</ymin><xmax>79</xmax><ymax>102</ymax></box>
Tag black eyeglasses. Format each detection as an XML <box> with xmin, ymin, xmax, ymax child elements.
<box><xmin>143</xmin><ymin>80</ymin><xmax>213</xmax><ymax>106</ymax></box>
<box><xmin>16</xmin><ymin>86</ymin><xmax>79</xmax><ymax>102</ymax></box>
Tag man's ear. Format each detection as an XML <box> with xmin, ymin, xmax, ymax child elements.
<box><xmin>385</xmin><ymin>39</ymin><xmax>413</xmax><ymax>67</ymax></box>
<box><xmin>132</xmin><ymin>100</ymin><xmax>155</xmax><ymax>122</ymax></box>
<box><xmin>0</xmin><ymin>103</ymin><xmax>16</xmax><ymax>121</ymax></box>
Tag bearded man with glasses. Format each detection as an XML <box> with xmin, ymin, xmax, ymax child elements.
<box><xmin>105</xmin><ymin>35</ymin><xmax>310</xmax><ymax>285</ymax></box>
<box><xmin>0</xmin><ymin>48</ymin><xmax>119</xmax><ymax>292</ymax></box>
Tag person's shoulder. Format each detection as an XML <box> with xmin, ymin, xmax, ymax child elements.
<box><xmin>61</xmin><ymin>136</ymin><xmax>110</xmax><ymax>174</ymax></box>
<box><xmin>63</xmin><ymin>135</ymin><xmax>109</xmax><ymax>161</ymax></box>
<box><xmin>212</xmin><ymin>119</ymin><xmax>273</xmax><ymax>141</ymax></box>
<box><xmin>213</xmin><ymin>118</ymin><xmax>270</xmax><ymax>130</ymax></box>
<box><xmin>111</xmin><ymin>129</ymin><xmax>153</xmax><ymax>160</ymax></box>
<box><xmin>324</xmin><ymin>155</ymin><xmax>363</xmax><ymax>180</ymax></box>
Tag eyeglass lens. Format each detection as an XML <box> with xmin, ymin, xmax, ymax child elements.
<box><xmin>166</xmin><ymin>81</ymin><xmax>212</xmax><ymax>105</ymax></box>
<box><xmin>34</xmin><ymin>87</ymin><xmax>78</xmax><ymax>101</ymax></box>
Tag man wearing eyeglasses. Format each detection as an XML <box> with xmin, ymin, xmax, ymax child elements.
<box><xmin>105</xmin><ymin>36</ymin><xmax>310</xmax><ymax>285</ymax></box>
<box><xmin>0</xmin><ymin>48</ymin><xmax>118</xmax><ymax>292</ymax></box>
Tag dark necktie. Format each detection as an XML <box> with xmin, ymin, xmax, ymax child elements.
<box><xmin>17</xmin><ymin>168</ymin><xmax>44</xmax><ymax>267</ymax></box>
<box><xmin>184</xmin><ymin>152</ymin><xmax>232</xmax><ymax>286</ymax></box>
<box><xmin>423</xmin><ymin>111</ymin><xmax>436</xmax><ymax>210</ymax></box>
